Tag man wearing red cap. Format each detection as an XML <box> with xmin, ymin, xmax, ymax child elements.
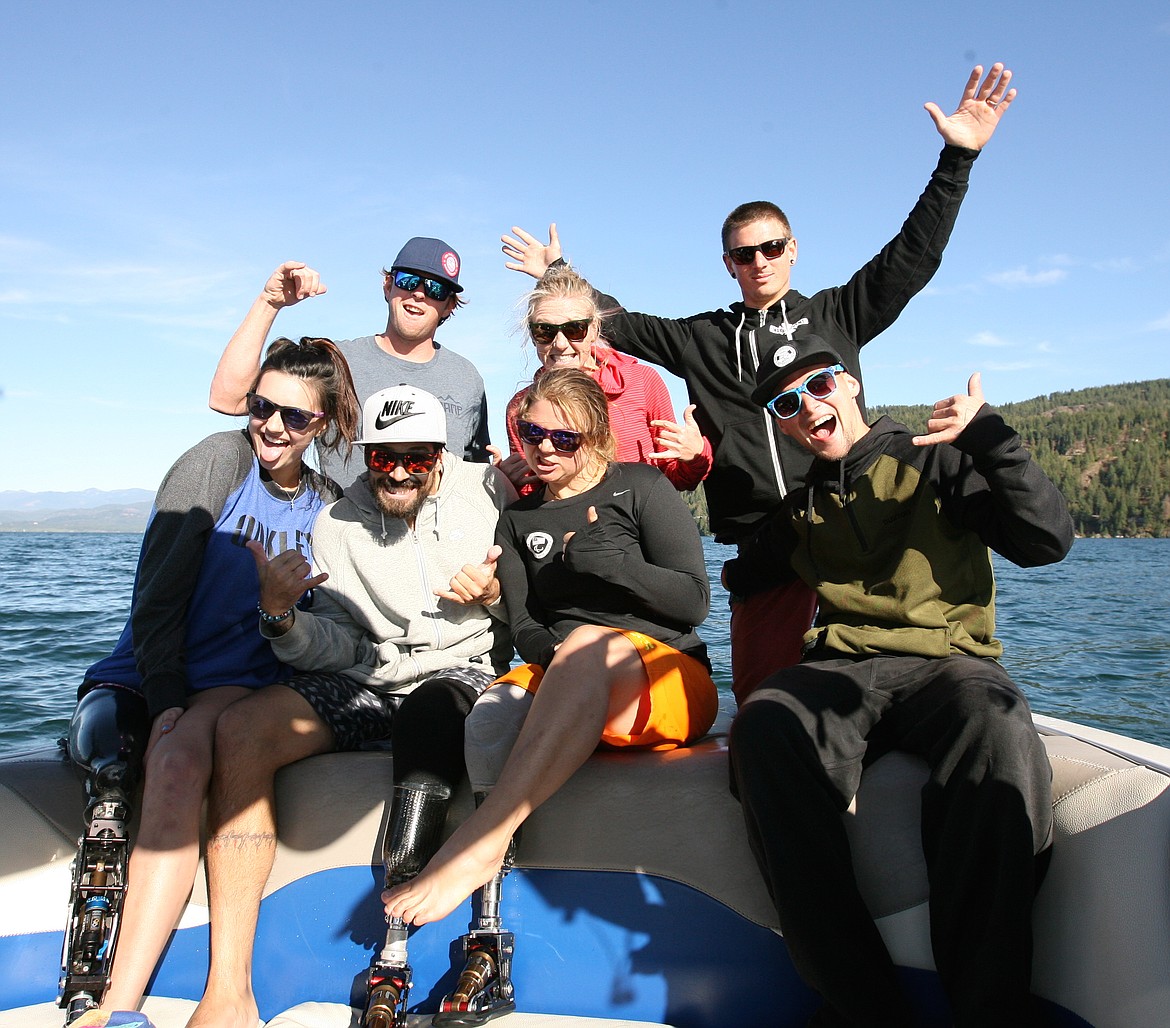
<box><xmin>210</xmin><ymin>237</ymin><xmax>491</xmax><ymax>487</ymax></box>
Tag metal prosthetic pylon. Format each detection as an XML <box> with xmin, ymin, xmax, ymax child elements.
<box><xmin>361</xmin><ymin>778</ymin><xmax>452</xmax><ymax>1028</ymax></box>
<box><xmin>432</xmin><ymin>795</ymin><xmax>516</xmax><ymax>1027</ymax></box>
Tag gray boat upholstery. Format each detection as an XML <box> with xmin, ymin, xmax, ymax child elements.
<box><xmin>2</xmin><ymin>714</ymin><xmax>1170</xmax><ymax>1027</ymax></box>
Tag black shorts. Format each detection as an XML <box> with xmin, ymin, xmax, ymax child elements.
<box><xmin>284</xmin><ymin>666</ymin><xmax>496</xmax><ymax>752</ymax></box>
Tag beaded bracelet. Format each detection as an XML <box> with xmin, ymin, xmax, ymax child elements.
<box><xmin>257</xmin><ymin>602</ymin><xmax>294</xmax><ymax>623</ymax></box>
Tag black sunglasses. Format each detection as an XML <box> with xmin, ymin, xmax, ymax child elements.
<box><xmin>726</xmin><ymin>237</ymin><xmax>790</xmax><ymax>266</ymax></box>
<box><xmin>515</xmin><ymin>419</ymin><xmax>584</xmax><ymax>453</ymax></box>
<box><xmin>528</xmin><ymin>319</ymin><xmax>592</xmax><ymax>345</ymax></box>
<box><xmin>246</xmin><ymin>392</ymin><xmax>324</xmax><ymax>432</ymax></box>
<box><xmin>364</xmin><ymin>447</ymin><xmax>442</xmax><ymax>475</ymax></box>
<box><xmin>391</xmin><ymin>270</ymin><xmax>454</xmax><ymax>302</ymax></box>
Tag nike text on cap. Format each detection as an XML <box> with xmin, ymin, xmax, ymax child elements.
<box><xmin>355</xmin><ymin>384</ymin><xmax>448</xmax><ymax>446</ymax></box>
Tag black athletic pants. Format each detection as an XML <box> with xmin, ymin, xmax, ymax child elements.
<box><xmin>728</xmin><ymin>653</ymin><xmax>1053</xmax><ymax>1027</ymax></box>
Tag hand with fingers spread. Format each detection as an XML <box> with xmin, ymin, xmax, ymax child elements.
<box><xmin>436</xmin><ymin>545</ymin><xmax>503</xmax><ymax>606</ymax></box>
<box><xmin>502</xmin><ymin>223</ymin><xmax>562</xmax><ymax>279</ymax></box>
<box><xmin>248</xmin><ymin>541</ymin><xmax>328</xmax><ymax>623</ymax></box>
<box><xmin>261</xmin><ymin>261</ymin><xmax>328</xmax><ymax>311</ymax></box>
<box><xmin>925</xmin><ymin>63</ymin><xmax>1017</xmax><ymax>151</ymax></box>
<box><xmin>649</xmin><ymin>404</ymin><xmax>705</xmax><ymax>462</ymax></box>
<box><xmin>913</xmin><ymin>372</ymin><xmax>987</xmax><ymax>447</ymax></box>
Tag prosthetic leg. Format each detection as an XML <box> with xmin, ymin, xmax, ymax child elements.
<box><xmin>432</xmin><ymin>795</ymin><xmax>516</xmax><ymax>1027</ymax></box>
<box><xmin>58</xmin><ymin>687</ymin><xmax>149</xmax><ymax>1024</ymax></box>
<box><xmin>362</xmin><ymin>777</ymin><xmax>453</xmax><ymax>1028</ymax></box>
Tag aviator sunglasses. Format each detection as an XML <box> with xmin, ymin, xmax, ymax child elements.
<box><xmin>364</xmin><ymin>447</ymin><xmax>442</xmax><ymax>475</ymax></box>
<box><xmin>391</xmin><ymin>270</ymin><xmax>455</xmax><ymax>302</ymax></box>
<box><xmin>528</xmin><ymin>319</ymin><xmax>592</xmax><ymax>345</ymax></box>
<box><xmin>765</xmin><ymin>364</ymin><xmax>845</xmax><ymax>420</ymax></box>
<box><xmin>725</xmin><ymin>237</ymin><xmax>791</xmax><ymax>265</ymax></box>
<box><xmin>515</xmin><ymin>419</ymin><xmax>585</xmax><ymax>453</ymax></box>
<box><xmin>245</xmin><ymin>392</ymin><xmax>324</xmax><ymax>432</ymax></box>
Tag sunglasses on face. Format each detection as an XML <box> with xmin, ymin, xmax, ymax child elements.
<box><xmin>245</xmin><ymin>392</ymin><xmax>324</xmax><ymax>432</ymax></box>
<box><xmin>528</xmin><ymin>319</ymin><xmax>592</xmax><ymax>345</ymax></box>
<box><xmin>391</xmin><ymin>270</ymin><xmax>454</xmax><ymax>302</ymax></box>
<box><xmin>765</xmin><ymin>364</ymin><xmax>845</xmax><ymax>420</ymax></box>
<box><xmin>515</xmin><ymin>419</ymin><xmax>585</xmax><ymax>453</ymax></box>
<box><xmin>364</xmin><ymin>446</ymin><xmax>442</xmax><ymax>475</ymax></box>
<box><xmin>726</xmin><ymin>237</ymin><xmax>791</xmax><ymax>266</ymax></box>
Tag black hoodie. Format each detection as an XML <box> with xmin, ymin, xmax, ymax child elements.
<box><xmin>596</xmin><ymin>145</ymin><xmax>979</xmax><ymax>544</ymax></box>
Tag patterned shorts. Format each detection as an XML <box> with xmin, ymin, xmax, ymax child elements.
<box><xmin>284</xmin><ymin>665</ymin><xmax>496</xmax><ymax>752</ymax></box>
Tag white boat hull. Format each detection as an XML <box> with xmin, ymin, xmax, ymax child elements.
<box><xmin>3</xmin><ymin>713</ymin><xmax>1168</xmax><ymax>1026</ymax></box>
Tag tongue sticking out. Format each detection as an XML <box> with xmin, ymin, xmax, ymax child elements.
<box><xmin>809</xmin><ymin>415</ymin><xmax>837</xmax><ymax>442</ymax></box>
<box><xmin>258</xmin><ymin>437</ymin><xmax>289</xmax><ymax>464</ymax></box>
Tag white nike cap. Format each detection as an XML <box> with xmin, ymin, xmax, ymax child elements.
<box><xmin>355</xmin><ymin>384</ymin><xmax>447</xmax><ymax>446</ymax></box>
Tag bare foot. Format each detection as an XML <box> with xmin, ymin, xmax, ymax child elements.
<box><xmin>186</xmin><ymin>986</ymin><xmax>260</xmax><ymax>1028</ymax></box>
<box><xmin>383</xmin><ymin>821</ymin><xmax>512</xmax><ymax>925</ymax></box>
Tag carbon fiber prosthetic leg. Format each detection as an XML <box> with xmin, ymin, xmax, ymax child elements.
<box><xmin>432</xmin><ymin>793</ymin><xmax>516</xmax><ymax>1027</ymax></box>
<box><xmin>58</xmin><ymin>687</ymin><xmax>149</xmax><ymax>1024</ymax></box>
<box><xmin>362</xmin><ymin>778</ymin><xmax>452</xmax><ymax>1028</ymax></box>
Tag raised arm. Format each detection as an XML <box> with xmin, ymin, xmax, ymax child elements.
<box><xmin>924</xmin><ymin>62</ymin><xmax>1016</xmax><ymax>151</ymax></box>
<box><xmin>209</xmin><ymin>262</ymin><xmax>328</xmax><ymax>414</ymax></box>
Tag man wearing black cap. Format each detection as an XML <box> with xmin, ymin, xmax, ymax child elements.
<box><xmin>502</xmin><ymin>63</ymin><xmax>1016</xmax><ymax>703</ymax></box>
<box><xmin>210</xmin><ymin>237</ymin><xmax>490</xmax><ymax>487</ymax></box>
<box><xmin>723</xmin><ymin>334</ymin><xmax>1073</xmax><ymax>1025</ymax></box>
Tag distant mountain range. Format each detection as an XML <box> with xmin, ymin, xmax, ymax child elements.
<box><xmin>6</xmin><ymin>377</ymin><xmax>1170</xmax><ymax>537</ymax></box>
<box><xmin>0</xmin><ymin>489</ymin><xmax>154</xmax><ymax>533</ymax></box>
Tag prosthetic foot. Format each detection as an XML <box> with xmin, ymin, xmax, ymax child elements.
<box><xmin>361</xmin><ymin>778</ymin><xmax>452</xmax><ymax>1028</ymax></box>
<box><xmin>433</xmin><ymin>796</ymin><xmax>516</xmax><ymax>1027</ymax></box>
<box><xmin>58</xmin><ymin>687</ymin><xmax>148</xmax><ymax>1024</ymax></box>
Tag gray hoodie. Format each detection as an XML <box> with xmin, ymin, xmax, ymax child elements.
<box><xmin>271</xmin><ymin>453</ymin><xmax>517</xmax><ymax>692</ymax></box>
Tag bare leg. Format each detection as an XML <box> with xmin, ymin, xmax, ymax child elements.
<box><xmin>384</xmin><ymin>626</ymin><xmax>646</xmax><ymax>926</ymax></box>
<box><xmin>186</xmin><ymin>685</ymin><xmax>333</xmax><ymax>1028</ymax></box>
<box><xmin>102</xmin><ymin>686</ymin><xmax>251</xmax><ymax>1012</ymax></box>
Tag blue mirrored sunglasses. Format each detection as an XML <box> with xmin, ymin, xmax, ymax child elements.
<box><xmin>392</xmin><ymin>270</ymin><xmax>454</xmax><ymax>302</ymax></box>
<box><xmin>765</xmin><ymin>364</ymin><xmax>845</xmax><ymax>420</ymax></box>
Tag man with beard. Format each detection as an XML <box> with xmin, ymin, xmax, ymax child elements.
<box><xmin>186</xmin><ymin>385</ymin><xmax>516</xmax><ymax>1028</ymax></box>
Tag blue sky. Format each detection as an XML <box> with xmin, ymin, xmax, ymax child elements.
<box><xmin>2</xmin><ymin>1</ymin><xmax>1168</xmax><ymax>493</ymax></box>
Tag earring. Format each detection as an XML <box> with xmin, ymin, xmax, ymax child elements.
<box><xmin>790</xmin><ymin>259</ymin><xmax>796</xmax><ymax>265</ymax></box>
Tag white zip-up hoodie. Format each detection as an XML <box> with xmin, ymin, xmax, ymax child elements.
<box><xmin>271</xmin><ymin>453</ymin><xmax>517</xmax><ymax>693</ymax></box>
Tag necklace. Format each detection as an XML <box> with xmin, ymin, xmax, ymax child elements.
<box><xmin>276</xmin><ymin>479</ymin><xmax>303</xmax><ymax>509</ymax></box>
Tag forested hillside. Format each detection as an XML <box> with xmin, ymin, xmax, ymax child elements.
<box><xmin>872</xmin><ymin>378</ymin><xmax>1170</xmax><ymax>538</ymax></box>
<box><xmin>682</xmin><ymin>379</ymin><xmax>1170</xmax><ymax>539</ymax></box>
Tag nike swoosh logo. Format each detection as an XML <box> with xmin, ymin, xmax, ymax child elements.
<box><xmin>375</xmin><ymin>411</ymin><xmax>421</xmax><ymax>431</ymax></box>
<box><xmin>613</xmin><ymin>489</ymin><xmax>630</xmax><ymax>496</ymax></box>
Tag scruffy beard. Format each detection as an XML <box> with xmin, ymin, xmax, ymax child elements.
<box><xmin>370</xmin><ymin>468</ymin><xmax>437</xmax><ymax>522</ymax></box>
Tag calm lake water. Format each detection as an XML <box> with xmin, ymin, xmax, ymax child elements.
<box><xmin>1</xmin><ymin>534</ymin><xmax>1167</xmax><ymax>750</ymax></box>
